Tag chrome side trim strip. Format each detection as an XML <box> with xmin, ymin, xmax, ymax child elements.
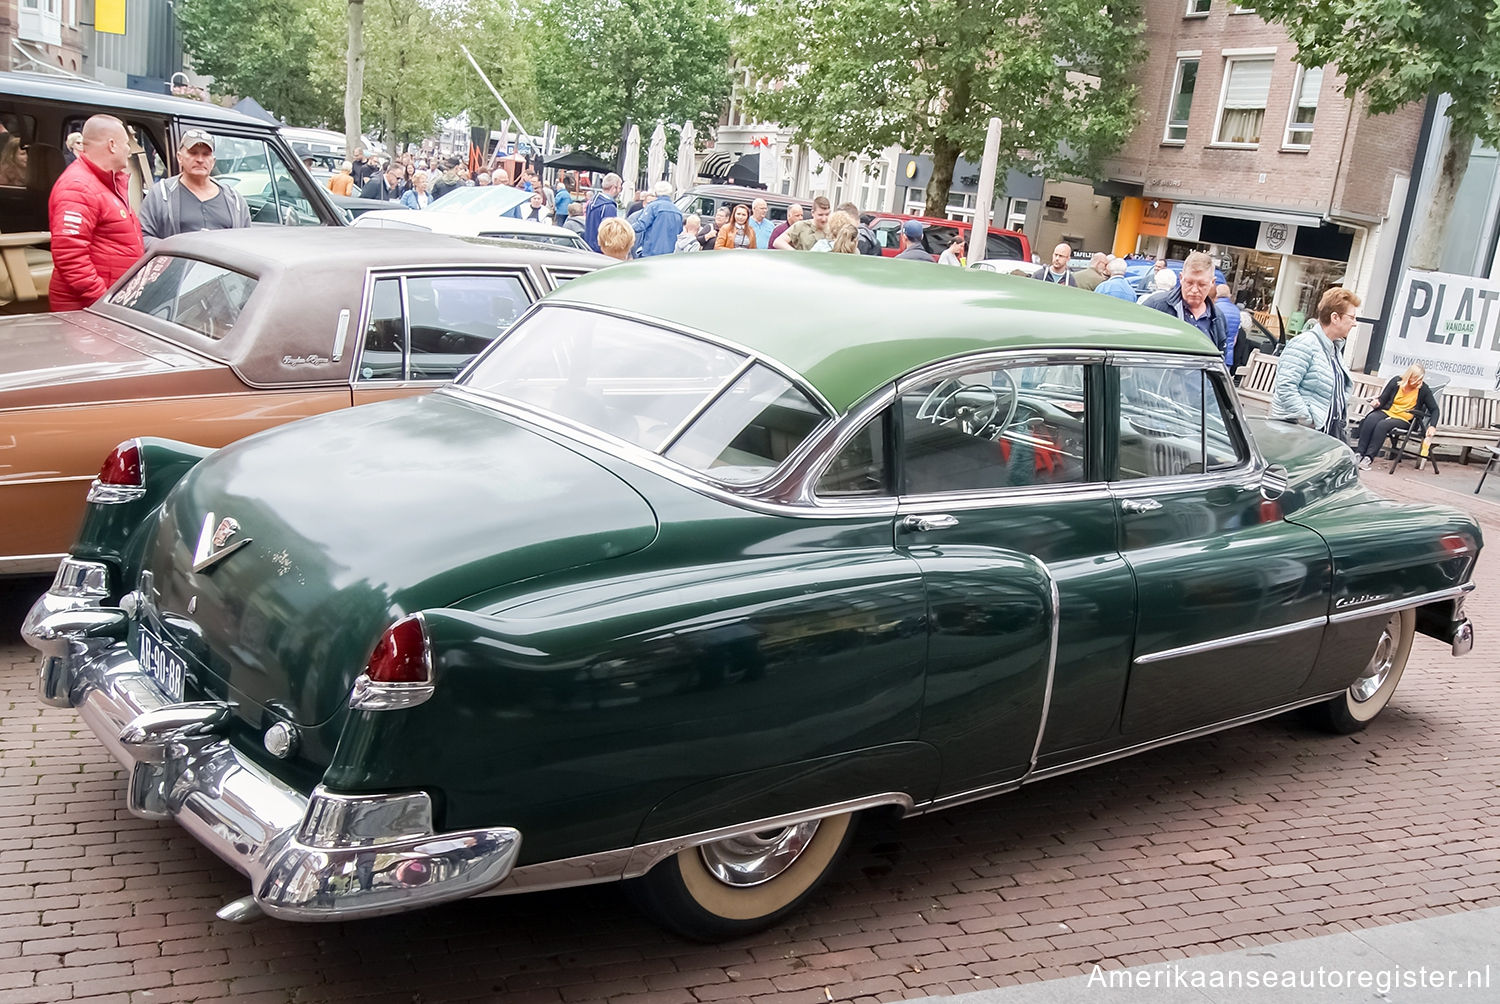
<box><xmin>1017</xmin><ymin>692</ymin><xmax>1349</xmax><ymax>787</ymax></box>
<box><xmin>1030</xmin><ymin>574</ymin><xmax>1062</xmax><ymax>770</ymax></box>
<box><xmin>1133</xmin><ymin>614</ymin><xmax>1328</xmax><ymax>665</ymax></box>
<box><xmin>909</xmin><ymin>779</ymin><xmax>1024</xmax><ymax>816</ymax></box>
<box><xmin>1327</xmin><ymin>584</ymin><xmax>1474</xmax><ymax>624</ymax></box>
<box><xmin>0</xmin><ymin>553</ymin><xmax>69</xmax><ymax>575</ymax></box>
<box><xmin>478</xmin><ymin>791</ymin><xmax>915</xmax><ymax>897</ymax></box>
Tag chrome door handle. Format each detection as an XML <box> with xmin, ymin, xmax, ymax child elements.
<box><xmin>902</xmin><ymin>513</ymin><xmax>959</xmax><ymax>532</ymax></box>
<box><xmin>1120</xmin><ymin>498</ymin><xmax>1162</xmax><ymax>514</ymax></box>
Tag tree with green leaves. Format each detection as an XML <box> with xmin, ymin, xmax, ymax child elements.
<box><xmin>528</xmin><ymin>0</ymin><xmax>732</xmax><ymax>157</ymax></box>
<box><xmin>175</xmin><ymin>0</ymin><xmax>342</xmax><ymax>125</ymax></box>
<box><xmin>735</xmin><ymin>0</ymin><xmax>1144</xmax><ymax>216</ymax></box>
<box><xmin>1253</xmin><ymin>0</ymin><xmax>1500</xmax><ymax>269</ymax></box>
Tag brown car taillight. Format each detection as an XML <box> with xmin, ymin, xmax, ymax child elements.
<box><xmin>365</xmin><ymin>615</ymin><xmax>431</xmax><ymax>684</ymax></box>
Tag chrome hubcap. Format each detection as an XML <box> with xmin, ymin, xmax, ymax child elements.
<box><xmin>698</xmin><ymin>819</ymin><xmax>822</xmax><ymax>887</ymax></box>
<box><xmin>1350</xmin><ymin>613</ymin><xmax>1400</xmax><ymax>703</ymax></box>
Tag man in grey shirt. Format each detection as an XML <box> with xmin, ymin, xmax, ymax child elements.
<box><xmin>139</xmin><ymin>129</ymin><xmax>251</xmax><ymax>249</ymax></box>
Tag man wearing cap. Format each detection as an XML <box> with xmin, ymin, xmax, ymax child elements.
<box><xmin>139</xmin><ymin>129</ymin><xmax>251</xmax><ymax>249</ymax></box>
<box><xmin>895</xmin><ymin>220</ymin><xmax>935</xmax><ymax>261</ymax></box>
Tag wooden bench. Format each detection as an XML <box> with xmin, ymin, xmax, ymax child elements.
<box><xmin>1235</xmin><ymin>350</ymin><xmax>1279</xmax><ymax>409</ymax></box>
<box><xmin>1235</xmin><ymin>350</ymin><xmax>1500</xmax><ymax>461</ymax></box>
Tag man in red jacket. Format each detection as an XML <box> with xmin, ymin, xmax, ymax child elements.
<box><xmin>48</xmin><ymin>114</ymin><xmax>144</xmax><ymax>311</ymax></box>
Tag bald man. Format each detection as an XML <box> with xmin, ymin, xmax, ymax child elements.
<box><xmin>48</xmin><ymin>114</ymin><xmax>144</xmax><ymax>311</ymax></box>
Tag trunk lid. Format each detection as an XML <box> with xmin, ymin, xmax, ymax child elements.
<box><xmin>138</xmin><ymin>393</ymin><xmax>659</xmax><ymax>726</ymax></box>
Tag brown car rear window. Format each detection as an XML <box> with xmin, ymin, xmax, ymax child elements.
<box><xmin>109</xmin><ymin>255</ymin><xmax>258</xmax><ymax>341</ymax></box>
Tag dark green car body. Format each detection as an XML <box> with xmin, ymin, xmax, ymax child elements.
<box><xmin>29</xmin><ymin>254</ymin><xmax>1481</xmax><ymax>931</ymax></box>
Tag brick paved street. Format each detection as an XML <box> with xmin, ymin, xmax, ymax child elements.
<box><xmin>2</xmin><ymin>468</ymin><xmax>1498</xmax><ymax>1004</ymax></box>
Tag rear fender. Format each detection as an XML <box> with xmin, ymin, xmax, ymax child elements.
<box><xmin>72</xmin><ymin>437</ymin><xmax>214</xmax><ymax>599</ymax></box>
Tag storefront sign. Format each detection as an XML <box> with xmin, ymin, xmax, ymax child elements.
<box><xmin>1387</xmin><ymin>269</ymin><xmax>1500</xmax><ymax>390</ymax></box>
<box><xmin>1138</xmin><ymin>199</ymin><xmax>1173</xmax><ymax>238</ymax></box>
<box><xmin>1169</xmin><ymin>205</ymin><xmax>1201</xmax><ymax>242</ymax></box>
<box><xmin>1255</xmin><ymin>220</ymin><xmax>1297</xmax><ymax>254</ymax></box>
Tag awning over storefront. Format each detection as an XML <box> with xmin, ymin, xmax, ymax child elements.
<box><xmin>1170</xmin><ymin>201</ymin><xmax>1324</xmax><ymax>229</ymax></box>
<box><xmin>9</xmin><ymin>39</ymin><xmax>91</xmax><ymax>80</ymax></box>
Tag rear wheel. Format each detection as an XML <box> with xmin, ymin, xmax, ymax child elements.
<box><xmin>625</xmin><ymin>812</ymin><xmax>856</xmax><ymax>941</ymax></box>
<box><xmin>1307</xmin><ymin>608</ymin><xmax>1415</xmax><ymax>733</ymax></box>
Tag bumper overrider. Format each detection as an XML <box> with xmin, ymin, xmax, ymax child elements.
<box><xmin>22</xmin><ymin>560</ymin><xmax>521</xmax><ymax>922</ymax></box>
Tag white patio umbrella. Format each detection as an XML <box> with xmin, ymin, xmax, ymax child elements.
<box><xmin>646</xmin><ymin>121</ymin><xmax>667</xmax><ymax>188</ymax></box>
<box><xmin>675</xmin><ymin>120</ymin><xmax>697</xmax><ymax>194</ymax></box>
<box><xmin>620</xmin><ymin>124</ymin><xmax>641</xmax><ymax>208</ymax></box>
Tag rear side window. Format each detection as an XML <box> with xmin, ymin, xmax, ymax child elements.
<box><xmin>358</xmin><ymin>272</ymin><xmax>533</xmax><ymax>382</ymax></box>
<box><xmin>664</xmin><ymin>365</ymin><xmax>827</xmax><ymax>484</ymax></box>
<box><xmin>108</xmin><ymin>255</ymin><xmax>257</xmax><ymax>340</ymax></box>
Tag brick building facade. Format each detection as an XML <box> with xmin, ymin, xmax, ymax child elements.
<box><xmin>1</xmin><ymin>0</ymin><xmax>90</xmax><ymax>76</ymax></box>
<box><xmin>1102</xmin><ymin>0</ymin><xmax>1424</xmax><ymax>359</ymax></box>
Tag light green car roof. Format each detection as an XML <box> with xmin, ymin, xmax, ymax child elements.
<box><xmin>548</xmin><ymin>252</ymin><xmax>1217</xmax><ymax>414</ymax></box>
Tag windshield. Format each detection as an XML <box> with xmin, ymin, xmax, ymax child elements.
<box><xmin>461</xmin><ymin>306</ymin><xmax>830</xmax><ymax>481</ymax></box>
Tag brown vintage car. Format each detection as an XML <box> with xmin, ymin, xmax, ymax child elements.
<box><xmin>0</xmin><ymin>228</ymin><xmax>608</xmax><ymax>575</ymax></box>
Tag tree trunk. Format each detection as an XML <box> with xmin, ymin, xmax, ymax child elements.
<box><xmin>925</xmin><ymin>73</ymin><xmax>973</xmax><ymax>217</ymax></box>
<box><xmin>344</xmin><ymin>0</ymin><xmax>365</xmax><ymax>156</ymax></box>
<box><xmin>1408</xmin><ymin>119</ymin><xmax>1474</xmax><ymax>271</ymax></box>
<box><xmin>926</xmin><ymin>138</ymin><xmax>959</xmax><ymax>217</ymax></box>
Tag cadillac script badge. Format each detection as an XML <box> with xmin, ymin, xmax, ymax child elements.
<box><xmin>192</xmin><ymin>512</ymin><xmax>253</xmax><ymax>573</ymax></box>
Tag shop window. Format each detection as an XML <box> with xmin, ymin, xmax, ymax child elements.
<box><xmin>1283</xmin><ymin>66</ymin><xmax>1323</xmax><ymax>148</ymax></box>
<box><xmin>1186</xmin><ymin>0</ymin><xmax>1210</xmax><ymax>15</ymax></box>
<box><xmin>1164</xmin><ymin>59</ymin><xmax>1199</xmax><ymax>144</ymax></box>
<box><xmin>1214</xmin><ymin>58</ymin><xmax>1274</xmax><ymax>146</ymax></box>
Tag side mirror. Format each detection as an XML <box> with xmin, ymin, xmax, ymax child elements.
<box><xmin>1260</xmin><ymin>464</ymin><xmax>1289</xmax><ymax>501</ymax></box>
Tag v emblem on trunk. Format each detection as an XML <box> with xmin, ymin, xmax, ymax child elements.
<box><xmin>192</xmin><ymin>512</ymin><xmax>253</xmax><ymax>573</ymax></box>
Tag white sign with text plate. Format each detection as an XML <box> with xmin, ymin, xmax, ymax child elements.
<box><xmin>1386</xmin><ymin>269</ymin><xmax>1500</xmax><ymax>391</ymax></box>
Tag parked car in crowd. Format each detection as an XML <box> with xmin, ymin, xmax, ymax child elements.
<box><xmin>0</xmin><ymin>71</ymin><xmax>346</xmax><ymax>315</ymax></box>
<box><xmin>351</xmin><ymin>208</ymin><xmax>591</xmax><ymax>251</ymax></box>
<box><xmin>24</xmin><ymin>253</ymin><xmax>1478</xmax><ymax>939</ymax></box>
<box><xmin>968</xmin><ymin>258</ymin><xmax>1043</xmax><ymax>277</ymax></box>
<box><xmin>676</xmin><ymin>184</ymin><xmax>808</xmax><ymax>223</ymax></box>
<box><xmin>0</xmin><ymin>227</ymin><xmax>606</xmax><ymax>577</ymax></box>
<box><xmin>868</xmin><ymin>213</ymin><xmax>1032</xmax><ymax>262</ymax></box>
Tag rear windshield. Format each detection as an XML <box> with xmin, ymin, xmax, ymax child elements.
<box><xmin>460</xmin><ymin>306</ymin><xmax>830</xmax><ymax>484</ymax></box>
<box><xmin>107</xmin><ymin>255</ymin><xmax>258</xmax><ymax>340</ymax></box>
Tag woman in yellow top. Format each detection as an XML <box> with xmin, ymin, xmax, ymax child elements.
<box><xmin>1353</xmin><ymin>364</ymin><xmax>1440</xmax><ymax>470</ymax></box>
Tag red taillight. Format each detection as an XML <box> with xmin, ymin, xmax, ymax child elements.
<box><xmin>365</xmin><ymin>615</ymin><xmax>430</xmax><ymax>684</ymax></box>
<box><xmin>98</xmin><ymin>440</ymin><xmax>143</xmax><ymax>487</ymax></box>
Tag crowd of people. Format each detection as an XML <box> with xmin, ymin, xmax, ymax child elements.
<box><xmin>40</xmin><ymin>116</ymin><xmax>1385</xmax><ymax>463</ymax></box>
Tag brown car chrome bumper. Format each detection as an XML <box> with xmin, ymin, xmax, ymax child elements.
<box><xmin>23</xmin><ymin>561</ymin><xmax>521</xmax><ymax>922</ymax></box>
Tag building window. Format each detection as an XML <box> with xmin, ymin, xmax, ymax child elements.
<box><xmin>1186</xmin><ymin>0</ymin><xmax>1211</xmax><ymax>15</ymax></box>
<box><xmin>1214</xmin><ymin>58</ymin><xmax>1274</xmax><ymax>146</ymax></box>
<box><xmin>1164</xmin><ymin>59</ymin><xmax>1199</xmax><ymax>144</ymax></box>
<box><xmin>1283</xmin><ymin>66</ymin><xmax>1323</xmax><ymax>148</ymax></box>
<box><xmin>1007</xmin><ymin>199</ymin><xmax>1028</xmax><ymax>232</ymax></box>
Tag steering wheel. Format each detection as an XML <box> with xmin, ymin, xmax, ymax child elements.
<box><xmin>916</xmin><ymin>372</ymin><xmax>1018</xmax><ymax>436</ymax></box>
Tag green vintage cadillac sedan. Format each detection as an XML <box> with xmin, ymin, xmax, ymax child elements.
<box><xmin>24</xmin><ymin>253</ymin><xmax>1481</xmax><ymax>939</ymax></box>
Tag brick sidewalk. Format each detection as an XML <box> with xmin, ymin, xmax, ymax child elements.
<box><xmin>1</xmin><ymin>472</ymin><xmax>1497</xmax><ymax>1004</ymax></box>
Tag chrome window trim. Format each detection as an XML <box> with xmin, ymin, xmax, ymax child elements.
<box><xmin>443</xmin><ymin>386</ymin><xmax>886</xmax><ymax>520</ymax></box>
<box><xmin>1110</xmin><ymin>359</ymin><xmax>1262</xmax><ymax>486</ymax></box>
<box><xmin>804</xmin><ymin>349</ymin><xmax>1102</xmax><ymax>507</ymax></box>
<box><xmin>478</xmin><ymin>791</ymin><xmax>914</xmax><ymax>897</ymax></box>
<box><xmin>897</xmin><ymin>483</ymin><xmax>1114</xmax><ymax>512</ymax></box>
<box><xmin>1133</xmin><ymin>614</ymin><xmax>1327</xmax><ymax>665</ymax></box>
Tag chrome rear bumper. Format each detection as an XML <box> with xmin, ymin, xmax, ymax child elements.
<box><xmin>23</xmin><ymin>564</ymin><xmax>521</xmax><ymax>922</ymax></box>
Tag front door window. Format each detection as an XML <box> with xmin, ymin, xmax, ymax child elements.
<box><xmin>209</xmin><ymin>134</ymin><xmax>318</xmax><ymax>226</ymax></box>
<box><xmin>358</xmin><ymin>272</ymin><xmax>533</xmax><ymax>383</ymax></box>
<box><xmin>1116</xmin><ymin>365</ymin><xmax>1246</xmax><ymax>478</ymax></box>
<box><xmin>899</xmin><ymin>362</ymin><xmax>1089</xmax><ymax>495</ymax></box>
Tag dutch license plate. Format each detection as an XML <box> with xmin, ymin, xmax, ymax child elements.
<box><xmin>139</xmin><ymin>626</ymin><xmax>186</xmax><ymax>702</ymax></box>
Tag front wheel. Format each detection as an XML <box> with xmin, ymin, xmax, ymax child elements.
<box><xmin>1306</xmin><ymin>608</ymin><xmax>1415</xmax><ymax>733</ymax></box>
<box><xmin>624</xmin><ymin>812</ymin><xmax>857</xmax><ymax>941</ymax></box>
